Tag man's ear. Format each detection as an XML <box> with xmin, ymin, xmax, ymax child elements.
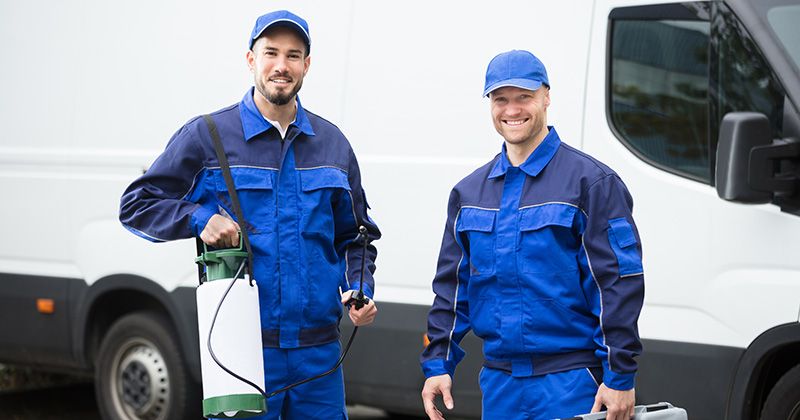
<box><xmin>303</xmin><ymin>55</ymin><xmax>311</xmax><ymax>76</ymax></box>
<box><xmin>246</xmin><ymin>50</ymin><xmax>255</xmax><ymax>72</ymax></box>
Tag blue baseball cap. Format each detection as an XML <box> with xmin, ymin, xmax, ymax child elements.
<box><xmin>483</xmin><ymin>50</ymin><xmax>549</xmax><ymax>97</ymax></box>
<box><xmin>249</xmin><ymin>10</ymin><xmax>311</xmax><ymax>53</ymax></box>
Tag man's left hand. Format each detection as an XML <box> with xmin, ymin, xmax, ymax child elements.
<box><xmin>591</xmin><ymin>384</ymin><xmax>635</xmax><ymax>420</ymax></box>
<box><xmin>340</xmin><ymin>291</ymin><xmax>377</xmax><ymax>326</ymax></box>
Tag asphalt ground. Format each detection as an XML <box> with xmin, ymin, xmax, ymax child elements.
<box><xmin>0</xmin><ymin>382</ymin><xmax>408</xmax><ymax>420</ymax></box>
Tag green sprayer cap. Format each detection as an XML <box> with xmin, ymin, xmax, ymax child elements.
<box><xmin>195</xmin><ymin>235</ymin><xmax>249</xmax><ymax>281</ymax></box>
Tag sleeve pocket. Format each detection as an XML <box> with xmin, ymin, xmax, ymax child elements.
<box><xmin>608</xmin><ymin>218</ymin><xmax>643</xmax><ymax>276</ymax></box>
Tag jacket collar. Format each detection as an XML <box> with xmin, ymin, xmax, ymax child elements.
<box><xmin>239</xmin><ymin>87</ymin><xmax>316</xmax><ymax>141</ymax></box>
<box><xmin>489</xmin><ymin>126</ymin><xmax>560</xmax><ymax>179</ymax></box>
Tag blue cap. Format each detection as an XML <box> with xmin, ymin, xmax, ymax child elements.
<box><xmin>483</xmin><ymin>50</ymin><xmax>549</xmax><ymax>97</ymax></box>
<box><xmin>249</xmin><ymin>10</ymin><xmax>311</xmax><ymax>53</ymax></box>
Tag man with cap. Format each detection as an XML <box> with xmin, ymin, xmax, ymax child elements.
<box><xmin>120</xmin><ymin>10</ymin><xmax>379</xmax><ymax>419</ymax></box>
<box><xmin>420</xmin><ymin>50</ymin><xmax>644</xmax><ymax>420</ymax></box>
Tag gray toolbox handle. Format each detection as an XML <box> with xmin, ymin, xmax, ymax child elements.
<box><xmin>563</xmin><ymin>402</ymin><xmax>688</xmax><ymax>420</ymax></box>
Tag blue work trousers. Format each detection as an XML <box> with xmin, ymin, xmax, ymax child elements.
<box><xmin>480</xmin><ymin>367</ymin><xmax>599</xmax><ymax>420</ymax></box>
<box><xmin>216</xmin><ymin>341</ymin><xmax>347</xmax><ymax>420</ymax></box>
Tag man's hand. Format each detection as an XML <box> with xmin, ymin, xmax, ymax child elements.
<box><xmin>340</xmin><ymin>291</ymin><xmax>377</xmax><ymax>326</ymax></box>
<box><xmin>421</xmin><ymin>374</ymin><xmax>454</xmax><ymax>420</ymax></box>
<box><xmin>591</xmin><ymin>384</ymin><xmax>635</xmax><ymax>420</ymax></box>
<box><xmin>200</xmin><ymin>214</ymin><xmax>240</xmax><ymax>248</ymax></box>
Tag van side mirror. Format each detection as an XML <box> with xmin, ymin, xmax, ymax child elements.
<box><xmin>715</xmin><ymin>112</ymin><xmax>772</xmax><ymax>203</ymax></box>
<box><xmin>716</xmin><ymin>112</ymin><xmax>800</xmax><ymax>209</ymax></box>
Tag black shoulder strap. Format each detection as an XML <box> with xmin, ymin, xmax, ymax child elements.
<box><xmin>200</xmin><ymin>114</ymin><xmax>255</xmax><ymax>281</ymax></box>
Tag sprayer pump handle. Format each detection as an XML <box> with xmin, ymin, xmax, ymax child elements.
<box><xmin>344</xmin><ymin>290</ymin><xmax>370</xmax><ymax>310</ymax></box>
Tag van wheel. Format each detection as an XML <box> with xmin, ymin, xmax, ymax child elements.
<box><xmin>761</xmin><ymin>364</ymin><xmax>800</xmax><ymax>420</ymax></box>
<box><xmin>94</xmin><ymin>312</ymin><xmax>200</xmax><ymax>420</ymax></box>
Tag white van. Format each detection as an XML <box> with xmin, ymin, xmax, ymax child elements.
<box><xmin>0</xmin><ymin>1</ymin><xmax>798</xmax><ymax>419</ymax></box>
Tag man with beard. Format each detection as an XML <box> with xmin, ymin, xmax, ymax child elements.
<box><xmin>120</xmin><ymin>10</ymin><xmax>379</xmax><ymax>419</ymax></box>
<box><xmin>420</xmin><ymin>50</ymin><xmax>644</xmax><ymax>420</ymax></box>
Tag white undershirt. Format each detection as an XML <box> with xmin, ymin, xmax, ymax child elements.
<box><xmin>264</xmin><ymin>100</ymin><xmax>298</xmax><ymax>139</ymax></box>
<box><xmin>265</xmin><ymin>118</ymin><xmax>292</xmax><ymax>139</ymax></box>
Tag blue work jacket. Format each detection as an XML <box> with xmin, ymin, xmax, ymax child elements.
<box><xmin>421</xmin><ymin>127</ymin><xmax>644</xmax><ymax>390</ymax></box>
<box><xmin>120</xmin><ymin>88</ymin><xmax>380</xmax><ymax>348</ymax></box>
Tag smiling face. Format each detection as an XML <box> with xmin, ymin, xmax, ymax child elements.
<box><xmin>247</xmin><ymin>26</ymin><xmax>310</xmax><ymax>107</ymax></box>
<box><xmin>489</xmin><ymin>86</ymin><xmax>550</xmax><ymax>148</ymax></box>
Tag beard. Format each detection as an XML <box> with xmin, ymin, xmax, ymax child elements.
<box><xmin>256</xmin><ymin>75</ymin><xmax>303</xmax><ymax>106</ymax></box>
<box><xmin>496</xmin><ymin>113</ymin><xmax>546</xmax><ymax>145</ymax></box>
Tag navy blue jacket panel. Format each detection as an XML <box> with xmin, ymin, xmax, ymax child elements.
<box><xmin>421</xmin><ymin>127</ymin><xmax>644</xmax><ymax>390</ymax></box>
<box><xmin>120</xmin><ymin>88</ymin><xmax>380</xmax><ymax>348</ymax></box>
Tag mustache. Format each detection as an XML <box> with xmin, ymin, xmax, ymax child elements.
<box><xmin>268</xmin><ymin>71</ymin><xmax>293</xmax><ymax>82</ymax></box>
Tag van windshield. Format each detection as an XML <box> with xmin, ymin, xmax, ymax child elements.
<box><xmin>758</xmin><ymin>2</ymin><xmax>800</xmax><ymax>70</ymax></box>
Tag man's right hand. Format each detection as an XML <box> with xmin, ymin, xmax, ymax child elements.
<box><xmin>421</xmin><ymin>374</ymin><xmax>454</xmax><ymax>420</ymax></box>
<box><xmin>200</xmin><ymin>214</ymin><xmax>240</xmax><ymax>248</ymax></box>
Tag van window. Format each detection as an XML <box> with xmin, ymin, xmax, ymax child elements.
<box><xmin>609</xmin><ymin>3</ymin><xmax>789</xmax><ymax>185</ymax></box>
<box><xmin>766</xmin><ymin>5</ymin><xmax>800</xmax><ymax>70</ymax></box>
<box><xmin>712</xmin><ymin>3</ymin><xmax>785</xmax><ymax>144</ymax></box>
<box><xmin>609</xmin><ymin>8</ymin><xmax>712</xmax><ymax>183</ymax></box>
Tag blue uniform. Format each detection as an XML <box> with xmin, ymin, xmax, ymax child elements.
<box><xmin>120</xmin><ymin>88</ymin><xmax>379</xmax><ymax>418</ymax></box>
<box><xmin>421</xmin><ymin>127</ymin><xmax>644</xmax><ymax>419</ymax></box>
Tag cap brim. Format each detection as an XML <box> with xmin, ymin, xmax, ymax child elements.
<box><xmin>250</xmin><ymin>19</ymin><xmax>311</xmax><ymax>49</ymax></box>
<box><xmin>483</xmin><ymin>79</ymin><xmax>543</xmax><ymax>97</ymax></box>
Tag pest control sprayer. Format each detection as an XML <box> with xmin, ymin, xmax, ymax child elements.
<box><xmin>194</xmin><ymin>114</ymin><xmax>372</xmax><ymax>418</ymax></box>
<box><xmin>195</xmin><ymin>228</ymin><xmax>371</xmax><ymax>418</ymax></box>
<box><xmin>195</xmin><ymin>240</ymin><xmax>266</xmax><ymax>418</ymax></box>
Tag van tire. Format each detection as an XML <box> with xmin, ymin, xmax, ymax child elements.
<box><xmin>94</xmin><ymin>311</ymin><xmax>200</xmax><ymax>420</ymax></box>
<box><xmin>760</xmin><ymin>364</ymin><xmax>800</xmax><ymax>420</ymax></box>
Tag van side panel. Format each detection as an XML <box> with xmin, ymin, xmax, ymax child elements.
<box><xmin>636</xmin><ymin>339</ymin><xmax>743</xmax><ymax>419</ymax></box>
<box><xmin>0</xmin><ymin>273</ymin><xmax>78</xmax><ymax>367</ymax></box>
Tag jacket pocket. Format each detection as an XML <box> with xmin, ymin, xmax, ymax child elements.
<box><xmin>299</xmin><ymin>167</ymin><xmax>351</xmax><ymax>251</ymax></box>
<box><xmin>607</xmin><ymin>217</ymin><xmax>643</xmax><ymax>276</ymax></box>
<box><xmin>299</xmin><ymin>166</ymin><xmax>351</xmax><ymax>192</ymax></box>
<box><xmin>305</xmin><ymin>247</ymin><xmax>345</xmax><ymax>323</ymax></box>
<box><xmin>456</xmin><ymin>208</ymin><xmax>497</xmax><ymax>276</ymax></box>
<box><xmin>517</xmin><ymin>204</ymin><xmax>579</xmax><ymax>273</ymax></box>
<box><xmin>522</xmin><ymin>296</ymin><xmax>595</xmax><ymax>352</ymax></box>
<box><xmin>468</xmin><ymin>296</ymin><xmax>500</xmax><ymax>340</ymax></box>
<box><xmin>214</xmin><ymin>167</ymin><xmax>276</xmax><ymax>231</ymax></box>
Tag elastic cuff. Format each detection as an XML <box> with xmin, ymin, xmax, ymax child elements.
<box><xmin>602</xmin><ymin>361</ymin><xmax>635</xmax><ymax>390</ymax></box>
<box><xmin>190</xmin><ymin>205</ymin><xmax>216</xmax><ymax>236</ymax></box>
<box><xmin>421</xmin><ymin>359</ymin><xmax>453</xmax><ymax>379</ymax></box>
<box><xmin>349</xmin><ymin>283</ymin><xmax>373</xmax><ymax>300</ymax></box>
